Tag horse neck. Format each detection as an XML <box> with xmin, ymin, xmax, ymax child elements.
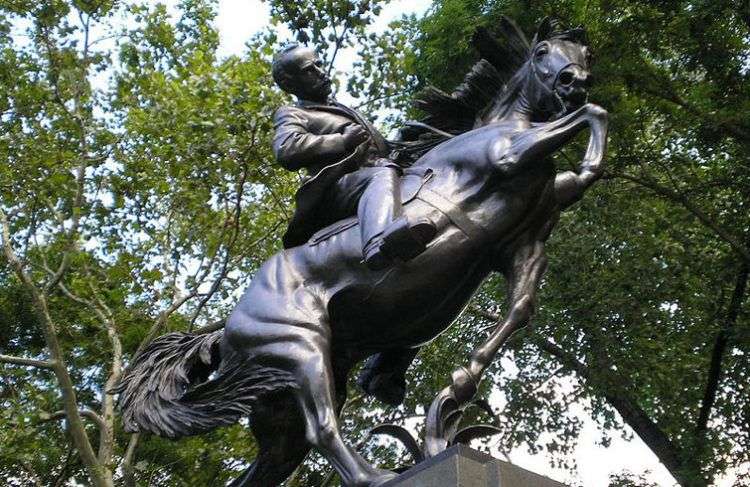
<box><xmin>482</xmin><ymin>65</ymin><xmax>552</xmax><ymax>126</ymax></box>
<box><xmin>496</xmin><ymin>95</ymin><xmax>534</xmax><ymax>125</ymax></box>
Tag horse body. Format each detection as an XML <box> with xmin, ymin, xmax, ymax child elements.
<box><xmin>224</xmin><ymin>121</ymin><xmax>555</xmax><ymax>359</ymax></box>
<box><xmin>117</xmin><ymin>21</ymin><xmax>607</xmax><ymax>487</ymax></box>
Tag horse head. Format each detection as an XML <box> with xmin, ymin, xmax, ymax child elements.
<box><xmin>524</xmin><ymin>17</ymin><xmax>592</xmax><ymax>121</ymax></box>
<box><xmin>405</xmin><ymin>17</ymin><xmax>594</xmax><ymax>147</ymax></box>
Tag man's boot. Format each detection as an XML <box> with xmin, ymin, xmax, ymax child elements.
<box><xmin>363</xmin><ymin>216</ymin><xmax>437</xmax><ymax>271</ymax></box>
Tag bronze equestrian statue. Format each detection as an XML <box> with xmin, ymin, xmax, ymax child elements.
<box><xmin>116</xmin><ymin>17</ymin><xmax>608</xmax><ymax>487</ymax></box>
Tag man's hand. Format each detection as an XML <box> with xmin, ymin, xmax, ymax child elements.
<box><xmin>342</xmin><ymin>124</ymin><xmax>370</xmax><ymax>149</ymax></box>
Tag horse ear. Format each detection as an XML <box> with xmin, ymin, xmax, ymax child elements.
<box><xmin>569</xmin><ymin>27</ymin><xmax>589</xmax><ymax>45</ymax></box>
<box><xmin>533</xmin><ymin>16</ymin><xmax>554</xmax><ymax>44</ymax></box>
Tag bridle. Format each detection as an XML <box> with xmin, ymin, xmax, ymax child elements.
<box><xmin>530</xmin><ymin>52</ymin><xmax>588</xmax><ymax>118</ymax></box>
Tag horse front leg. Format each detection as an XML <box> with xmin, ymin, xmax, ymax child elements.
<box><xmin>424</xmin><ymin>239</ymin><xmax>548</xmax><ymax>457</ymax></box>
<box><xmin>495</xmin><ymin>103</ymin><xmax>608</xmax><ymax>208</ymax></box>
<box><xmin>546</xmin><ymin>103</ymin><xmax>608</xmax><ymax>208</ymax></box>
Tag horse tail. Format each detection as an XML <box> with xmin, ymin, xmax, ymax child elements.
<box><xmin>113</xmin><ymin>330</ymin><xmax>296</xmax><ymax>439</ymax></box>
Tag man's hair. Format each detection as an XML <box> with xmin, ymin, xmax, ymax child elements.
<box><xmin>272</xmin><ymin>43</ymin><xmax>303</xmax><ymax>93</ymax></box>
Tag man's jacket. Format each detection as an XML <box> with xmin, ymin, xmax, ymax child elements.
<box><xmin>272</xmin><ymin>100</ymin><xmax>389</xmax><ymax>248</ymax></box>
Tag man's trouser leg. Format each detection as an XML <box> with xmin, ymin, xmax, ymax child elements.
<box><xmin>328</xmin><ymin>165</ymin><xmax>401</xmax><ymax>251</ymax></box>
<box><xmin>329</xmin><ymin>164</ymin><xmax>436</xmax><ymax>269</ymax></box>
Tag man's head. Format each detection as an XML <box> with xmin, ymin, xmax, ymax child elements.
<box><xmin>272</xmin><ymin>44</ymin><xmax>332</xmax><ymax>103</ymax></box>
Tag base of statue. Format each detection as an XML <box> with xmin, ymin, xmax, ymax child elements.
<box><xmin>382</xmin><ymin>444</ymin><xmax>567</xmax><ymax>487</ymax></box>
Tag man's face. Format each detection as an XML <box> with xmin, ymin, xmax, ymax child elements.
<box><xmin>283</xmin><ymin>48</ymin><xmax>332</xmax><ymax>102</ymax></box>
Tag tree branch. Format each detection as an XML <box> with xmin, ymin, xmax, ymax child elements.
<box><xmin>533</xmin><ymin>337</ymin><xmax>691</xmax><ymax>484</ymax></box>
<box><xmin>40</xmin><ymin>409</ymin><xmax>108</xmax><ymax>433</ymax></box>
<box><xmin>327</xmin><ymin>21</ymin><xmax>351</xmax><ymax>77</ymax></box>
<box><xmin>62</xmin><ymin>265</ymin><xmax>124</xmax><ymax>467</ymax></box>
<box><xmin>467</xmin><ymin>306</ymin><xmax>691</xmax><ymax>485</ymax></box>
<box><xmin>0</xmin><ymin>354</ymin><xmax>55</xmax><ymax>369</ymax></box>
<box><xmin>739</xmin><ymin>0</ymin><xmax>750</xmax><ymax>31</ymax></box>
<box><xmin>469</xmin><ymin>305</ymin><xmax>504</xmax><ymax>332</ymax></box>
<box><xmin>1</xmin><ymin>207</ymin><xmax>108</xmax><ymax>487</ymax></box>
<box><xmin>40</xmin><ymin>7</ymin><xmax>92</xmax><ymax>295</ymax></box>
<box><xmin>20</xmin><ymin>460</ymin><xmax>44</xmax><ymax>487</ymax></box>
<box><xmin>131</xmin><ymin>291</ymin><xmax>198</xmax><ymax>360</ymax></box>
<box><xmin>695</xmin><ymin>263</ymin><xmax>749</xmax><ymax>434</ymax></box>
<box><xmin>188</xmin><ymin>163</ymin><xmax>250</xmax><ymax>330</ymax></box>
<box><xmin>354</xmin><ymin>91</ymin><xmax>407</xmax><ymax>110</ymax></box>
<box><xmin>195</xmin><ymin>318</ymin><xmax>226</xmax><ymax>335</ymax></box>
<box><xmin>121</xmin><ymin>433</ymin><xmax>140</xmax><ymax>487</ymax></box>
<box><xmin>613</xmin><ymin>171</ymin><xmax>750</xmax><ymax>263</ymax></box>
<box><xmin>52</xmin><ymin>447</ymin><xmax>74</xmax><ymax>487</ymax></box>
<box><xmin>5</xmin><ymin>9</ymin><xmax>115</xmax><ymax>487</ymax></box>
<box><xmin>637</xmin><ymin>84</ymin><xmax>750</xmax><ymax>144</ymax></box>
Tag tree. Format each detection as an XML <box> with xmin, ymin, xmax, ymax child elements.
<box><xmin>4</xmin><ymin>1</ymin><xmax>748</xmax><ymax>486</ymax></box>
<box><xmin>1</xmin><ymin>1</ymin><xmax>292</xmax><ymax>485</ymax></box>
<box><xmin>398</xmin><ymin>1</ymin><xmax>749</xmax><ymax>486</ymax></box>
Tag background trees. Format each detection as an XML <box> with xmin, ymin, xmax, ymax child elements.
<box><xmin>1</xmin><ymin>1</ymin><xmax>748</xmax><ymax>486</ymax></box>
<box><xmin>397</xmin><ymin>2</ymin><xmax>749</xmax><ymax>486</ymax></box>
<box><xmin>1</xmin><ymin>1</ymin><xmax>290</xmax><ymax>485</ymax></box>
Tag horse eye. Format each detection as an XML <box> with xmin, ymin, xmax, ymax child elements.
<box><xmin>536</xmin><ymin>48</ymin><xmax>548</xmax><ymax>58</ymax></box>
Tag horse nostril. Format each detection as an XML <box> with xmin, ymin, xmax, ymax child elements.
<box><xmin>559</xmin><ymin>71</ymin><xmax>575</xmax><ymax>87</ymax></box>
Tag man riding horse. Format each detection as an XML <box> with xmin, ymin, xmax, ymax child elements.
<box><xmin>271</xmin><ymin>44</ymin><xmax>436</xmax><ymax>270</ymax></box>
<box><xmin>117</xmin><ymin>17</ymin><xmax>608</xmax><ymax>487</ymax></box>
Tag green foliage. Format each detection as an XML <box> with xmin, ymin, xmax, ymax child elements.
<box><xmin>1</xmin><ymin>1</ymin><xmax>293</xmax><ymax>485</ymax></box>
<box><xmin>267</xmin><ymin>0</ymin><xmax>389</xmax><ymax>55</ymax></box>
<box><xmin>403</xmin><ymin>1</ymin><xmax>750</xmax><ymax>486</ymax></box>
<box><xmin>609</xmin><ymin>470</ymin><xmax>662</xmax><ymax>487</ymax></box>
<box><xmin>2</xmin><ymin>1</ymin><xmax>749</xmax><ymax>486</ymax></box>
<box><xmin>347</xmin><ymin>14</ymin><xmax>421</xmax><ymax>127</ymax></box>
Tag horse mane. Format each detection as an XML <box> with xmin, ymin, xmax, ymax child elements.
<box><xmin>395</xmin><ymin>17</ymin><xmax>588</xmax><ymax>165</ymax></box>
<box><xmin>412</xmin><ymin>17</ymin><xmax>531</xmax><ymax>135</ymax></box>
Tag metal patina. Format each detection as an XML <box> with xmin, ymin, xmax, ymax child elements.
<box><xmin>116</xmin><ymin>17</ymin><xmax>608</xmax><ymax>487</ymax></box>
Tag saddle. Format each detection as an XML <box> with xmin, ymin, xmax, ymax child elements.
<box><xmin>308</xmin><ymin>167</ymin><xmax>490</xmax><ymax>247</ymax></box>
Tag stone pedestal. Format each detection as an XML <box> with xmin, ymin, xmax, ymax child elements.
<box><xmin>383</xmin><ymin>444</ymin><xmax>567</xmax><ymax>487</ymax></box>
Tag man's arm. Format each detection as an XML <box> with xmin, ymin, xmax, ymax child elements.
<box><xmin>272</xmin><ymin>107</ymin><xmax>367</xmax><ymax>171</ymax></box>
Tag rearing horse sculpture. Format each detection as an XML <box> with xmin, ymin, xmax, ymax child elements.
<box><xmin>116</xmin><ymin>17</ymin><xmax>608</xmax><ymax>487</ymax></box>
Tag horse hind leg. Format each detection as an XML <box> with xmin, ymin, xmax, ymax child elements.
<box><xmin>294</xmin><ymin>346</ymin><xmax>398</xmax><ymax>487</ymax></box>
<box><xmin>228</xmin><ymin>394</ymin><xmax>310</xmax><ymax>487</ymax></box>
<box><xmin>223</xmin><ymin>288</ymin><xmax>396</xmax><ymax>486</ymax></box>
